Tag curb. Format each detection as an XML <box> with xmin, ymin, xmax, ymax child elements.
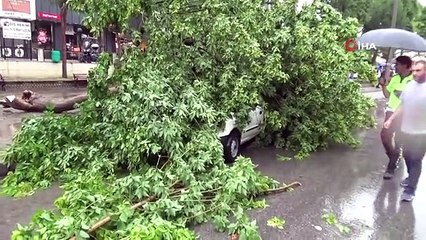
<box><xmin>361</xmin><ymin>87</ymin><xmax>381</xmax><ymax>93</ymax></box>
<box><xmin>360</xmin><ymin>83</ymin><xmax>375</xmax><ymax>88</ymax></box>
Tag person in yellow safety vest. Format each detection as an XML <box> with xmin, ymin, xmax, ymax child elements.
<box><xmin>378</xmin><ymin>56</ymin><xmax>413</xmax><ymax>180</ymax></box>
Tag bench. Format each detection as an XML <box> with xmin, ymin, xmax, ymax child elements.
<box><xmin>73</xmin><ymin>73</ymin><xmax>88</xmax><ymax>87</ymax></box>
<box><xmin>0</xmin><ymin>74</ymin><xmax>5</xmax><ymax>91</ymax></box>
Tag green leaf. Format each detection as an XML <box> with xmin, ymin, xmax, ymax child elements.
<box><xmin>276</xmin><ymin>155</ymin><xmax>292</xmax><ymax>162</ymax></box>
<box><xmin>79</xmin><ymin>230</ymin><xmax>90</xmax><ymax>239</ymax></box>
<box><xmin>336</xmin><ymin>223</ymin><xmax>351</xmax><ymax>234</ymax></box>
<box><xmin>267</xmin><ymin>216</ymin><xmax>285</xmax><ymax>229</ymax></box>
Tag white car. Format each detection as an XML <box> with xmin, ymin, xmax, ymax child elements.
<box><xmin>218</xmin><ymin>106</ymin><xmax>264</xmax><ymax>162</ymax></box>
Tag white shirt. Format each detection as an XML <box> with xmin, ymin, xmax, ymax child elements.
<box><xmin>400</xmin><ymin>80</ymin><xmax>426</xmax><ymax>134</ymax></box>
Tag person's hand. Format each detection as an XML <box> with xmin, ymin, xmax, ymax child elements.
<box><xmin>383</xmin><ymin>120</ymin><xmax>392</xmax><ymax>129</ymax></box>
<box><xmin>394</xmin><ymin>90</ymin><xmax>402</xmax><ymax>98</ymax></box>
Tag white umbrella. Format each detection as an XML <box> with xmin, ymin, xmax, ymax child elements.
<box><xmin>357</xmin><ymin>28</ymin><xmax>426</xmax><ymax>52</ymax></box>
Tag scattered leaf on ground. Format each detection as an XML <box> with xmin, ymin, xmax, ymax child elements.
<box><xmin>251</xmin><ymin>199</ymin><xmax>270</xmax><ymax>209</ymax></box>
<box><xmin>321</xmin><ymin>213</ymin><xmax>338</xmax><ymax>225</ymax></box>
<box><xmin>336</xmin><ymin>223</ymin><xmax>351</xmax><ymax>234</ymax></box>
<box><xmin>321</xmin><ymin>212</ymin><xmax>351</xmax><ymax>235</ymax></box>
<box><xmin>267</xmin><ymin>216</ymin><xmax>286</xmax><ymax>229</ymax></box>
<box><xmin>277</xmin><ymin>155</ymin><xmax>292</xmax><ymax>162</ymax></box>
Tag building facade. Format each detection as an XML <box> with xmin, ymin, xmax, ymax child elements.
<box><xmin>0</xmin><ymin>0</ymin><xmax>115</xmax><ymax>61</ymax></box>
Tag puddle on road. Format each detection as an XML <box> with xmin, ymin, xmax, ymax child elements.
<box><xmin>0</xmin><ymin>122</ymin><xmax>20</xmax><ymax>138</ymax></box>
<box><xmin>0</xmin><ymin>120</ymin><xmax>21</xmax><ymax>149</ymax></box>
<box><xmin>0</xmin><ymin>109</ymin><xmax>28</xmax><ymax>149</ymax></box>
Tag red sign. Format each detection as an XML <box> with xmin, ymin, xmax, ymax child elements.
<box><xmin>38</xmin><ymin>12</ymin><xmax>61</xmax><ymax>21</ymax></box>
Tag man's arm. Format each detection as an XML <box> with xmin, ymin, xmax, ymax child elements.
<box><xmin>380</xmin><ymin>77</ymin><xmax>390</xmax><ymax>98</ymax></box>
<box><xmin>384</xmin><ymin>83</ymin><xmax>407</xmax><ymax>129</ymax></box>
<box><xmin>384</xmin><ymin>105</ymin><xmax>403</xmax><ymax>129</ymax></box>
<box><xmin>389</xmin><ymin>105</ymin><xmax>403</xmax><ymax>122</ymax></box>
<box><xmin>381</xmin><ymin>74</ymin><xmax>396</xmax><ymax>98</ymax></box>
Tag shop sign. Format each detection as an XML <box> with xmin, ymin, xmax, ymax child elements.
<box><xmin>0</xmin><ymin>0</ymin><xmax>36</xmax><ymax>20</ymax></box>
<box><xmin>1</xmin><ymin>19</ymin><xmax>31</xmax><ymax>40</ymax></box>
<box><xmin>38</xmin><ymin>12</ymin><xmax>61</xmax><ymax>21</ymax></box>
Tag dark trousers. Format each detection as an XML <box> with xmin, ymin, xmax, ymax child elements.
<box><xmin>380</xmin><ymin>111</ymin><xmax>402</xmax><ymax>172</ymax></box>
<box><xmin>400</xmin><ymin>132</ymin><xmax>426</xmax><ymax>194</ymax></box>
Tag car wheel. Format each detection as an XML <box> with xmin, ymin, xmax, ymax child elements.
<box><xmin>223</xmin><ymin>131</ymin><xmax>241</xmax><ymax>163</ymax></box>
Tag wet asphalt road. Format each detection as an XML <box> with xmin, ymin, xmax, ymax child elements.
<box><xmin>1</xmin><ymin>86</ymin><xmax>425</xmax><ymax>240</ymax></box>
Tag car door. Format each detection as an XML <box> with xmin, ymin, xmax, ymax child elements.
<box><xmin>241</xmin><ymin>106</ymin><xmax>263</xmax><ymax>144</ymax></box>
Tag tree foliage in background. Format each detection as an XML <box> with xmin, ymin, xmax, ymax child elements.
<box><xmin>413</xmin><ymin>6</ymin><xmax>426</xmax><ymax>37</ymax></box>
<box><xmin>326</xmin><ymin>0</ymin><xmax>420</xmax><ymax>32</ymax></box>
<box><xmin>322</xmin><ymin>0</ymin><xmax>372</xmax><ymax>24</ymax></box>
<box><xmin>2</xmin><ymin>0</ymin><xmax>374</xmax><ymax>239</ymax></box>
<box><xmin>328</xmin><ymin>0</ymin><xmax>422</xmax><ymax>63</ymax></box>
<box><xmin>363</xmin><ymin>0</ymin><xmax>419</xmax><ymax>32</ymax></box>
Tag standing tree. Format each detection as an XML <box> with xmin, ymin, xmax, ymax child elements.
<box><xmin>51</xmin><ymin>0</ymin><xmax>68</xmax><ymax>78</ymax></box>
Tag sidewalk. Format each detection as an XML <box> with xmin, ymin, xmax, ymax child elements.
<box><xmin>0</xmin><ymin>61</ymin><xmax>95</xmax><ymax>79</ymax></box>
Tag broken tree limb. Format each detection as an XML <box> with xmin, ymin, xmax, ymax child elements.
<box><xmin>260</xmin><ymin>181</ymin><xmax>302</xmax><ymax>195</ymax></box>
<box><xmin>68</xmin><ymin>180</ymin><xmax>182</xmax><ymax>240</ymax></box>
<box><xmin>68</xmin><ymin>195</ymin><xmax>156</xmax><ymax>240</ymax></box>
<box><xmin>1</xmin><ymin>87</ymin><xmax>120</xmax><ymax>113</ymax></box>
<box><xmin>4</xmin><ymin>93</ymin><xmax>88</xmax><ymax>113</ymax></box>
<box><xmin>68</xmin><ymin>181</ymin><xmax>300</xmax><ymax>239</ymax></box>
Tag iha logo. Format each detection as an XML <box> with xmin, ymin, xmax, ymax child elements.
<box><xmin>344</xmin><ymin>39</ymin><xmax>376</xmax><ymax>52</ymax></box>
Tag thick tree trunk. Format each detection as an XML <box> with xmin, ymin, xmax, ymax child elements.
<box><xmin>2</xmin><ymin>94</ymin><xmax>88</xmax><ymax>113</ymax></box>
<box><xmin>1</xmin><ymin>87</ymin><xmax>118</xmax><ymax>113</ymax></box>
<box><xmin>61</xmin><ymin>4</ymin><xmax>68</xmax><ymax>78</ymax></box>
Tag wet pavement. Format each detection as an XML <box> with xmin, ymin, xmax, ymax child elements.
<box><xmin>1</xmin><ymin>86</ymin><xmax>425</xmax><ymax>239</ymax></box>
<box><xmin>0</xmin><ymin>88</ymin><xmax>85</xmax><ymax>149</ymax></box>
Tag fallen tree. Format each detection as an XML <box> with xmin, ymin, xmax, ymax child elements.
<box><xmin>1</xmin><ymin>0</ymin><xmax>375</xmax><ymax>239</ymax></box>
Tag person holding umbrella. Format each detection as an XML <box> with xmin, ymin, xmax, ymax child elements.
<box><xmin>383</xmin><ymin>59</ymin><xmax>426</xmax><ymax>202</ymax></box>
<box><xmin>379</xmin><ymin>56</ymin><xmax>413</xmax><ymax>180</ymax></box>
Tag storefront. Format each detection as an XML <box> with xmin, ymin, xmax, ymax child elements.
<box><xmin>0</xmin><ymin>0</ymin><xmax>116</xmax><ymax>61</ymax></box>
<box><xmin>36</xmin><ymin>0</ymin><xmax>117</xmax><ymax>62</ymax></box>
<box><xmin>0</xmin><ymin>0</ymin><xmax>36</xmax><ymax>59</ymax></box>
<box><xmin>36</xmin><ymin>0</ymin><xmax>91</xmax><ymax>61</ymax></box>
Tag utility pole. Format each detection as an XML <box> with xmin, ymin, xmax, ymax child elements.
<box><xmin>386</xmin><ymin>0</ymin><xmax>399</xmax><ymax>78</ymax></box>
